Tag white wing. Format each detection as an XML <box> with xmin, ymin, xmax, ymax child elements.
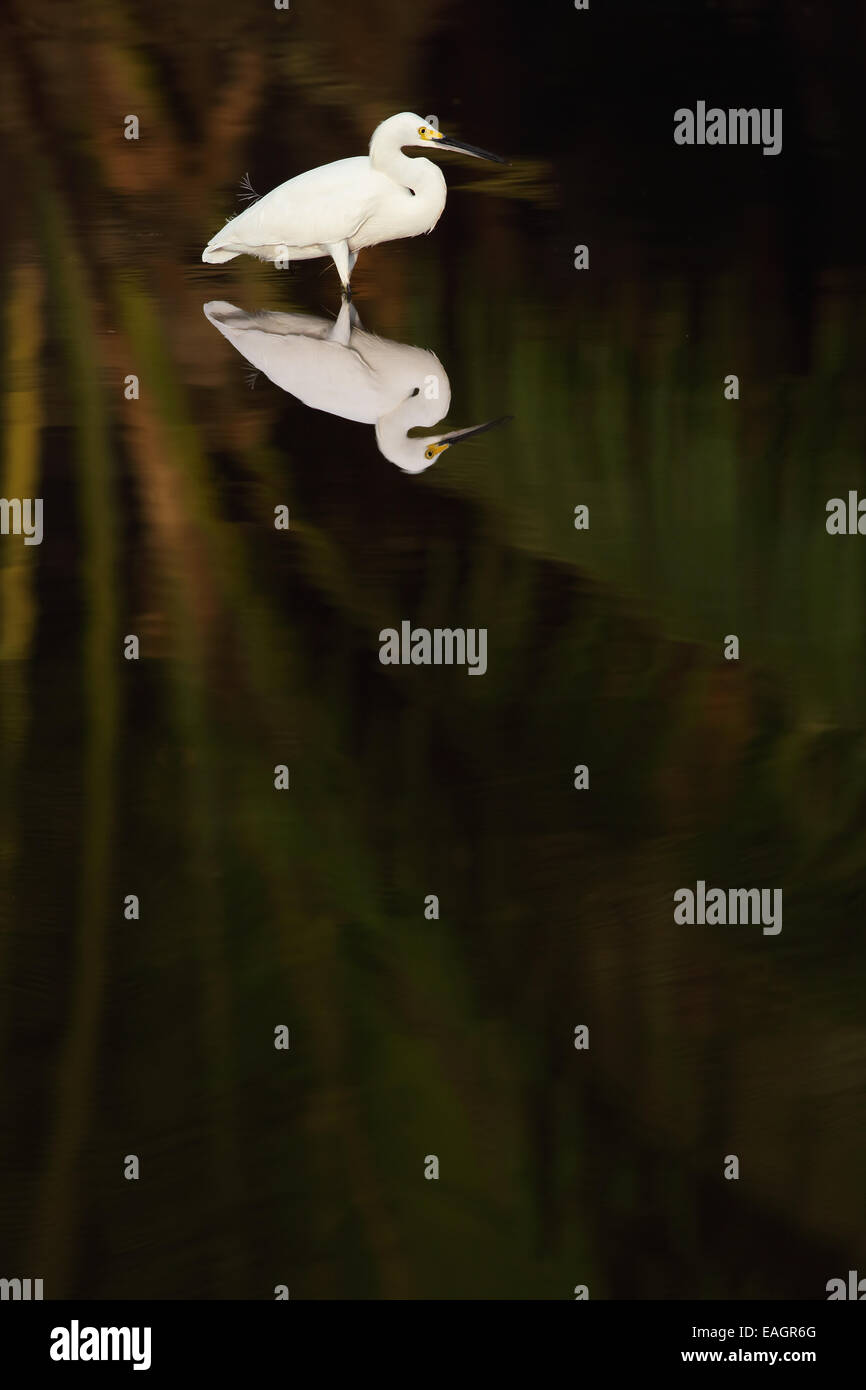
<box><xmin>203</xmin><ymin>301</ymin><xmax>444</xmax><ymax>423</ymax></box>
<box><xmin>206</xmin><ymin>157</ymin><xmax>389</xmax><ymax>252</ymax></box>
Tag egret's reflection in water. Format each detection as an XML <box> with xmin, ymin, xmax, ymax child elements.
<box><xmin>204</xmin><ymin>299</ymin><xmax>509</xmax><ymax>472</ymax></box>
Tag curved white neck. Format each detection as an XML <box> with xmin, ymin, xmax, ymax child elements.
<box><xmin>374</xmin><ymin>394</ymin><xmax>438</xmax><ymax>471</ymax></box>
<box><xmin>369</xmin><ymin>137</ymin><xmax>439</xmax><ymax>193</ymax></box>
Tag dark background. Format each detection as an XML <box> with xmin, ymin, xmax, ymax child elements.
<box><xmin>1</xmin><ymin>0</ymin><xmax>865</xmax><ymax>1298</ymax></box>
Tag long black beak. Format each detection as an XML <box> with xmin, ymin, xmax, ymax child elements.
<box><xmin>435</xmin><ymin>136</ymin><xmax>508</xmax><ymax>164</ymax></box>
<box><xmin>438</xmin><ymin>415</ymin><xmax>513</xmax><ymax>446</ymax></box>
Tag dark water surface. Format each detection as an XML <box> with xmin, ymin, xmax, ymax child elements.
<box><xmin>1</xmin><ymin>0</ymin><xmax>865</xmax><ymax>1298</ymax></box>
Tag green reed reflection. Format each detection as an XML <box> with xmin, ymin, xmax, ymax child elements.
<box><xmin>1</xmin><ymin>0</ymin><xmax>864</xmax><ymax>1300</ymax></box>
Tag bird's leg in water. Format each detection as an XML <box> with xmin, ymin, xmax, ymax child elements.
<box><xmin>341</xmin><ymin>251</ymin><xmax>360</xmax><ymax>299</ymax></box>
<box><xmin>328</xmin><ymin>299</ymin><xmax>354</xmax><ymax>346</ymax></box>
<box><xmin>344</xmin><ymin>252</ymin><xmax>359</xmax><ymax>300</ymax></box>
<box><xmin>325</xmin><ymin>240</ymin><xmax>353</xmax><ymax>297</ymax></box>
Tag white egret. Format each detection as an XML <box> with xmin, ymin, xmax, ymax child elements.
<box><xmin>203</xmin><ymin>299</ymin><xmax>508</xmax><ymax>473</ymax></box>
<box><xmin>201</xmin><ymin>112</ymin><xmax>507</xmax><ymax>294</ymax></box>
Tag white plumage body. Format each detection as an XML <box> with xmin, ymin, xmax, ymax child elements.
<box><xmin>204</xmin><ymin>300</ymin><xmax>448</xmax><ymax>422</ymax></box>
<box><xmin>201</xmin><ymin>111</ymin><xmax>505</xmax><ymax>290</ymax></box>
<box><xmin>203</xmin><ymin>156</ymin><xmax>446</xmax><ymax>266</ymax></box>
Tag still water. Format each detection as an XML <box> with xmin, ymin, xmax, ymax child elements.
<box><xmin>1</xmin><ymin>0</ymin><xmax>865</xmax><ymax>1298</ymax></box>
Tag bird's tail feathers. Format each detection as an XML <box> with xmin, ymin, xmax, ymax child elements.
<box><xmin>202</xmin><ymin>245</ymin><xmax>242</xmax><ymax>264</ymax></box>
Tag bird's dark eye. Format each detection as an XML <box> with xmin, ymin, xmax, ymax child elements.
<box><xmin>425</xmin><ymin>447</ymin><xmax>434</xmax><ymax>458</ymax></box>
<box><xmin>418</xmin><ymin>127</ymin><xmax>426</xmax><ymax>136</ymax></box>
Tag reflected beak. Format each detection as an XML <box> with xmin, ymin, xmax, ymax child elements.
<box><xmin>437</xmin><ymin>415</ymin><xmax>513</xmax><ymax>446</ymax></box>
<box><xmin>434</xmin><ymin>134</ymin><xmax>508</xmax><ymax>164</ymax></box>
<box><xmin>421</xmin><ymin>416</ymin><xmax>512</xmax><ymax>463</ymax></box>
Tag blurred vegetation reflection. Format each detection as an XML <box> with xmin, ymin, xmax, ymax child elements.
<box><xmin>1</xmin><ymin>0</ymin><xmax>865</xmax><ymax>1298</ymax></box>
